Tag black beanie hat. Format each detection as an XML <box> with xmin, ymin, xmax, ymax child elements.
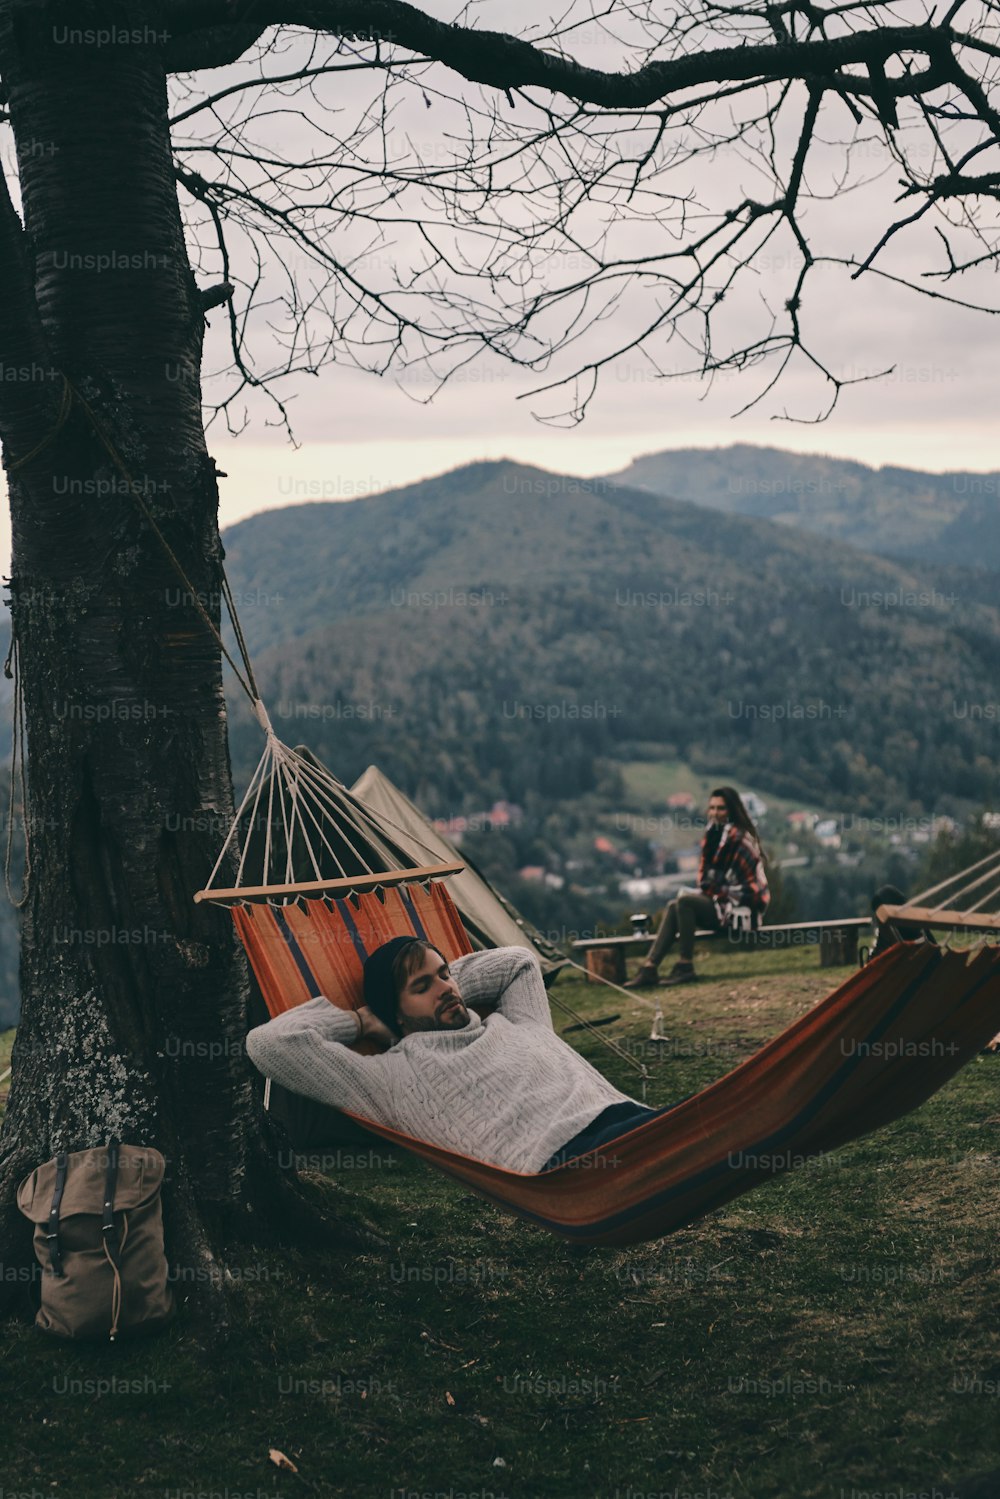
<box><xmin>362</xmin><ymin>936</ymin><xmax>423</xmax><ymax>1034</ymax></box>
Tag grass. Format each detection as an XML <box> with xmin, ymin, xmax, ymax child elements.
<box><xmin>3</xmin><ymin>950</ymin><xmax>1000</xmax><ymax>1499</ymax></box>
<box><xmin>616</xmin><ymin>757</ymin><xmax>815</xmax><ymax>822</ymax></box>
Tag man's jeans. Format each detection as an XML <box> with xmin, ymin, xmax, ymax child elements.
<box><xmin>540</xmin><ymin>1099</ymin><xmax>673</xmax><ymax>1170</ymax></box>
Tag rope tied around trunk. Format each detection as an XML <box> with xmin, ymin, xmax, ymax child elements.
<box><xmin>2</xmin><ymin>634</ymin><xmax>31</xmax><ymax>908</ymax></box>
<box><xmin>5</xmin><ymin>370</ymin><xmax>262</xmax><ymax>704</ymax></box>
<box><xmin>7</xmin><ymin>373</ymin><xmax>75</xmax><ymax>474</ymax></box>
<box><xmin>2</xmin><ymin>372</ymin><xmax>269</xmax><ymax>907</ymax></box>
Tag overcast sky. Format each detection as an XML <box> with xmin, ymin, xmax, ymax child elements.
<box><xmin>2</xmin><ymin>4</ymin><xmax>998</xmax><ymax>573</ymax></box>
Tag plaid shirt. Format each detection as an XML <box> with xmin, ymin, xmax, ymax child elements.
<box><xmin>698</xmin><ymin>823</ymin><xmax>770</xmax><ymax>925</ymax></box>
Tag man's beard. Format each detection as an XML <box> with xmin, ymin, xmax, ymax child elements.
<box><xmin>405</xmin><ymin>998</ymin><xmax>469</xmax><ymax>1032</ymax></box>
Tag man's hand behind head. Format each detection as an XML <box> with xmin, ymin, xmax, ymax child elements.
<box><xmin>356</xmin><ymin>1004</ymin><xmax>398</xmax><ymax>1050</ymax></box>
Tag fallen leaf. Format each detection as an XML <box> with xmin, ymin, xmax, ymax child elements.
<box><xmin>269</xmin><ymin>1449</ymin><xmax>298</xmax><ymax>1474</ymax></box>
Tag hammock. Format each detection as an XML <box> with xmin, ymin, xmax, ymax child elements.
<box><xmin>343</xmin><ymin>941</ymin><xmax>1000</xmax><ymax>1245</ymax></box>
<box><xmin>198</xmin><ymin>734</ymin><xmax>1000</xmax><ymax>1244</ymax></box>
<box><xmin>239</xmin><ymin>883</ymin><xmax>1000</xmax><ymax>1243</ymax></box>
<box><xmin>188</xmin><ymin>594</ymin><xmax>1000</xmax><ymax>1243</ymax></box>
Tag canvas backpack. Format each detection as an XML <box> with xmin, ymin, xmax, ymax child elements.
<box><xmin>16</xmin><ymin>1138</ymin><xmax>174</xmax><ymax>1340</ymax></box>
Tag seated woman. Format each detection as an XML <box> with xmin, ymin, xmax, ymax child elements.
<box><xmin>245</xmin><ymin>940</ymin><xmax>671</xmax><ymax>1173</ymax></box>
<box><xmin>626</xmin><ymin>785</ymin><xmax>770</xmax><ymax>989</ymax></box>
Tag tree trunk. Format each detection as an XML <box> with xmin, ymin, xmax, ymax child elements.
<box><xmin>0</xmin><ymin>3</ymin><xmax>369</xmax><ymax>1329</ymax></box>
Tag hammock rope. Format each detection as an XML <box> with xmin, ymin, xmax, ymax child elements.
<box><xmin>2</xmin><ymin>635</ymin><xmax>32</xmax><ymax>908</ymax></box>
<box><xmin>26</xmin><ymin>369</ymin><xmax>996</xmax><ymax>935</ymax></box>
<box><xmin>921</xmin><ymin>854</ymin><xmax>1000</xmax><ymax>913</ymax></box>
<box><xmin>198</xmin><ymin>729</ymin><xmax>453</xmax><ymax>901</ymax></box>
<box><xmin>540</xmin><ymin>961</ymin><xmax>650</xmax><ymax>1091</ymax></box>
<box><xmin>4</xmin><ymin>372</ymin><xmax>269</xmax><ymax>917</ymax></box>
<box><xmin>883</xmin><ymin>846</ymin><xmax>1000</xmax><ymax>936</ymax></box>
<box><xmin>13</xmin><ymin>384</ymin><xmax>430</xmax><ymax>911</ymax></box>
<box><xmin>10</xmin><ymin>372</ymin><xmax>261</xmax><ymax>705</ymax></box>
<box><xmin>910</xmin><ymin>847</ymin><xmax>1000</xmax><ymax>909</ymax></box>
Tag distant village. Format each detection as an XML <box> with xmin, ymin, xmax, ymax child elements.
<box><xmin>435</xmin><ymin>789</ymin><xmax>981</xmax><ymax>902</ymax></box>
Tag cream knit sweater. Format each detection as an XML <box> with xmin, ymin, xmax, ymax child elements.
<box><xmin>245</xmin><ymin>945</ymin><xmax>637</xmax><ymax>1173</ymax></box>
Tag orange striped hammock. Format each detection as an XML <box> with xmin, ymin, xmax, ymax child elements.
<box><xmin>234</xmin><ymin>882</ymin><xmax>1000</xmax><ymax>1247</ymax></box>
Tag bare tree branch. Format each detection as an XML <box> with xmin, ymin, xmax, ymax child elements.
<box><xmin>163</xmin><ymin>22</ymin><xmax>269</xmax><ymax>74</ymax></box>
<box><xmin>148</xmin><ymin>1</ymin><xmax>1000</xmax><ymax>428</ymax></box>
<box><xmin>162</xmin><ymin>1</ymin><xmax>957</xmax><ymax>110</ymax></box>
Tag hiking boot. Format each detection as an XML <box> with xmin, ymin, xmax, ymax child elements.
<box><xmin>661</xmin><ymin>961</ymin><xmax>698</xmax><ymax>987</ymax></box>
<box><xmin>624</xmin><ymin>963</ymin><xmax>660</xmax><ymax>990</ymax></box>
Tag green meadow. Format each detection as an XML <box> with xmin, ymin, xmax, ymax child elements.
<box><xmin>3</xmin><ymin>949</ymin><xmax>999</xmax><ymax>1499</ymax></box>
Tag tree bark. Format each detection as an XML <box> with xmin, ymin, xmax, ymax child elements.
<box><xmin>0</xmin><ymin>2</ymin><xmax>365</xmax><ymax>1327</ymax></box>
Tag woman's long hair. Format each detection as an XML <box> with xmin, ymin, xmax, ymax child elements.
<box><xmin>710</xmin><ymin>785</ymin><xmax>762</xmax><ymax>845</ymax></box>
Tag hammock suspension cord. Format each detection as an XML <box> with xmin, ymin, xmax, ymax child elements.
<box><xmin>2</xmin><ymin>633</ymin><xmax>31</xmax><ymax>907</ymax></box>
<box><xmin>9</xmin><ymin>374</ymin><xmax>453</xmax><ymax>906</ymax></box>
<box><xmin>908</xmin><ymin>846</ymin><xmax>1000</xmax><ymax>919</ymax></box>
<box><xmin>13</xmin><ymin>377</ymin><xmax>1000</xmax><ymax>919</ymax></box>
<box><xmin>200</xmin><ymin>722</ymin><xmax>453</xmax><ymax>900</ymax></box>
<box><xmin>550</xmin><ymin>955</ymin><xmax>660</xmax><ymax>1094</ymax></box>
<box><xmin>10</xmin><ymin>374</ymin><xmax>261</xmax><ymax>705</ymax></box>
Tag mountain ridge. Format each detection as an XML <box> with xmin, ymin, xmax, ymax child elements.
<box><xmin>602</xmin><ymin>444</ymin><xmax>1000</xmax><ymax>568</ymax></box>
<box><xmin>223</xmin><ymin>456</ymin><xmax>982</xmax><ymax>654</ymax></box>
<box><xmin>219</xmin><ymin>458</ymin><xmax>1000</xmax><ymax>824</ymax></box>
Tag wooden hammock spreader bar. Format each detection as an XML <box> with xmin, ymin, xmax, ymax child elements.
<box><xmin>877</xmin><ymin>903</ymin><xmax>1000</xmax><ymax>935</ymax></box>
<box><xmin>193</xmin><ymin>860</ymin><xmax>465</xmax><ymax>904</ymax></box>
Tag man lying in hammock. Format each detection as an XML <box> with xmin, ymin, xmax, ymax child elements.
<box><xmin>246</xmin><ymin>938</ymin><xmax>668</xmax><ymax>1173</ymax></box>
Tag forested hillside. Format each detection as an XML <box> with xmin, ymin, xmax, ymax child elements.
<box><xmin>606</xmin><ymin>446</ymin><xmax>1000</xmax><ymax>569</ymax></box>
<box><xmin>3</xmin><ymin>456</ymin><xmax>998</xmax><ymax>1026</ymax></box>
<box><xmin>222</xmin><ymin>461</ymin><xmax>1000</xmax><ymax>818</ymax></box>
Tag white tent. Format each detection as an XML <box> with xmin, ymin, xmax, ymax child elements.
<box><xmin>351</xmin><ymin>764</ymin><xmax>565</xmax><ymax>978</ymax></box>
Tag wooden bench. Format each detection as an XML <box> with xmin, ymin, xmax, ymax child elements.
<box><xmin>573</xmin><ymin>917</ymin><xmax>871</xmax><ymax>982</ymax></box>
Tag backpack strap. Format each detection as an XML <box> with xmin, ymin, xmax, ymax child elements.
<box><xmin>45</xmin><ymin>1152</ymin><xmax>69</xmax><ymax>1278</ymax></box>
<box><xmin>101</xmin><ymin>1138</ymin><xmax>122</xmax><ymax>1269</ymax></box>
<box><xmin>101</xmin><ymin>1137</ymin><xmax>124</xmax><ymax>1341</ymax></box>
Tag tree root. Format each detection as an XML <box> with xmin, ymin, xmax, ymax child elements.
<box><xmin>0</xmin><ymin>1201</ymin><xmax>38</xmax><ymax>1321</ymax></box>
<box><xmin>243</xmin><ymin>1132</ymin><xmax>389</xmax><ymax>1256</ymax></box>
<box><xmin>164</xmin><ymin>1175</ymin><xmax>233</xmax><ymax>1351</ymax></box>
